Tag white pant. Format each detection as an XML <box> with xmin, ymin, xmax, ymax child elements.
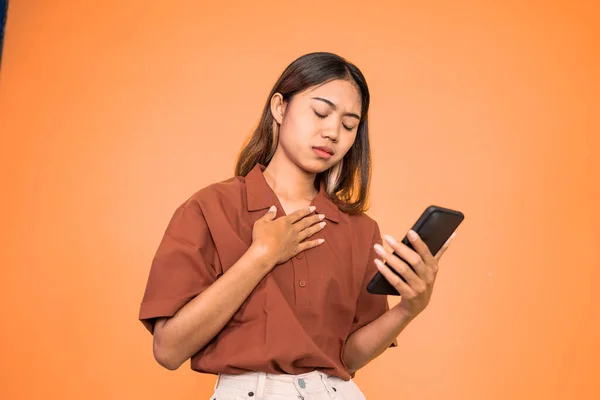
<box><xmin>210</xmin><ymin>371</ymin><xmax>367</xmax><ymax>400</ymax></box>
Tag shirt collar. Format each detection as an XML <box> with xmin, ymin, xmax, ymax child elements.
<box><xmin>245</xmin><ymin>163</ymin><xmax>340</xmax><ymax>223</ymax></box>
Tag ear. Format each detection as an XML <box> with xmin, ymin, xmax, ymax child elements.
<box><xmin>270</xmin><ymin>93</ymin><xmax>286</xmax><ymax>125</ymax></box>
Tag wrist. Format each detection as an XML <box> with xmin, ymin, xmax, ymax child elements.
<box><xmin>390</xmin><ymin>304</ymin><xmax>418</xmax><ymax>323</ymax></box>
<box><xmin>247</xmin><ymin>243</ymin><xmax>276</xmax><ymax>273</ymax></box>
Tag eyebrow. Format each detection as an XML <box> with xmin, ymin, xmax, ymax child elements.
<box><xmin>311</xmin><ymin>97</ymin><xmax>361</xmax><ymax>120</ymax></box>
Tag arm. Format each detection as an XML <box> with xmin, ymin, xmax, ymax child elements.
<box><xmin>342</xmin><ymin>307</ymin><xmax>412</xmax><ymax>374</ymax></box>
<box><xmin>141</xmin><ymin>203</ymin><xmax>325</xmax><ymax>370</ymax></box>
<box><xmin>153</xmin><ymin>245</ymin><xmax>273</xmax><ymax>370</ymax></box>
<box><xmin>342</xmin><ymin>228</ymin><xmax>456</xmax><ymax>374</ymax></box>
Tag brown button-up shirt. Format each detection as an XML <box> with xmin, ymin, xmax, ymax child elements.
<box><xmin>139</xmin><ymin>164</ymin><xmax>393</xmax><ymax>380</ymax></box>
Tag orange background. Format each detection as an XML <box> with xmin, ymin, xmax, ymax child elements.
<box><xmin>1</xmin><ymin>1</ymin><xmax>598</xmax><ymax>399</ymax></box>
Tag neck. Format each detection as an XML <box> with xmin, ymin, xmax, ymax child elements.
<box><xmin>263</xmin><ymin>149</ymin><xmax>318</xmax><ymax>202</ymax></box>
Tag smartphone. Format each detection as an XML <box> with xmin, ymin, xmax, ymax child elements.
<box><xmin>366</xmin><ymin>205</ymin><xmax>464</xmax><ymax>296</ymax></box>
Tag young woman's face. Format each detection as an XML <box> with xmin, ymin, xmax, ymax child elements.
<box><xmin>271</xmin><ymin>78</ymin><xmax>362</xmax><ymax>174</ymax></box>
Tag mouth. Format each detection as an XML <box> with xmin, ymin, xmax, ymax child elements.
<box><xmin>312</xmin><ymin>146</ymin><xmax>334</xmax><ymax>159</ymax></box>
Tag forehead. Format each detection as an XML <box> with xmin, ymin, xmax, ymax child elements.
<box><xmin>299</xmin><ymin>79</ymin><xmax>362</xmax><ymax>113</ymax></box>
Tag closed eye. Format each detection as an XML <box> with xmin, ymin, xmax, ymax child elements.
<box><xmin>315</xmin><ymin>110</ymin><xmax>355</xmax><ymax>131</ymax></box>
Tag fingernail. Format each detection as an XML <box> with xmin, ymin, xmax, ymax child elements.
<box><xmin>374</xmin><ymin>243</ymin><xmax>386</xmax><ymax>255</ymax></box>
<box><xmin>269</xmin><ymin>205</ymin><xmax>277</xmax><ymax>212</ymax></box>
<box><xmin>318</xmin><ymin>238</ymin><xmax>325</xmax><ymax>244</ymax></box>
<box><xmin>320</xmin><ymin>222</ymin><xmax>326</xmax><ymax>228</ymax></box>
<box><xmin>309</xmin><ymin>206</ymin><xmax>316</xmax><ymax>212</ymax></box>
<box><xmin>408</xmin><ymin>230</ymin><xmax>418</xmax><ymax>241</ymax></box>
<box><xmin>319</xmin><ymin>214</ymin><xmax>325</xmax><ymax>220</ymax></box>
<box><xmin>374</xmin><ymin>259</ymin><xmax>385</xmax><ymax>269</ymax></box>
<box><xmin>384</xmin><ymin>234</ymin><xmax>397</xmax><ymax>245</ymax></box>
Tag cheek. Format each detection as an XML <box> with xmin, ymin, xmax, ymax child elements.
<box><xmin>339</xmin><ymin>132</ymin><xmax>358</xmax><ymax>154</ymax></box>
<box><xmin>277</xmin><ymin>120</ymin><xmax>300</xmax><ymax>154</ymax></box>
<box><xmin>279</xmin><ymin>112</ymin><xmax>315</xmax><ymax>146</ymax></box>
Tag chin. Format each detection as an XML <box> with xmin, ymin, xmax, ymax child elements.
<box><xmin>296</xmin><ymin>158</ymin><xmax>335</xmax><ymax>175</ymax></box>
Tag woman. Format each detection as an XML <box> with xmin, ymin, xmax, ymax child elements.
<box><xmin>139</xmin><ymin>52</ymin><xmax>454</xmax><ymax>400</ymax></box>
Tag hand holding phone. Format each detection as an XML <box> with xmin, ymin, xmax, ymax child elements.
<box><xmin>367</xmin><ymin>205</ymin><xmax>464</xmax><ymax>297</ymax></box>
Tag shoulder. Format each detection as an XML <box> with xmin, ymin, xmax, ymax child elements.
<box><xmin>347</xmin><ymin>211</ymin><xmax>377</xmax><ymax>227</ymax></box>
<box><xmin>179</xmin><ymin>175</ymin><xmax>246</xmax><ymax>211</ymax></box>
<box><xmin>346</xmin><ymin>210</ymin><xmax>381</xmax><ymax>241</ymax></box>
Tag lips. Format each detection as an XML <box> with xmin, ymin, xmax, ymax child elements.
<box><xmin>312</xmin><ymin>146</ymin><xmax>334</xmax><ymax>156</ymax></box>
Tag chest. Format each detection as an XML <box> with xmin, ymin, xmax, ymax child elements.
<box><xmin>206</xmin><ymin>206</ymin><xmax>365</xmax><ymax>307</ymax></box>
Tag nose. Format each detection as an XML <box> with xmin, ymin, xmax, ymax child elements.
<box><xmin>321</xmin><ymin>122</ymin><xmax>340</xmax><ymax>142</ymax></box>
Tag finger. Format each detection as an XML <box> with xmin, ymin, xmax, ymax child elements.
<box><xmin>296</xmin><ymin>213</ymin><xmax>325</xmax><ymax>231</ymax></box>
<box><xmin>261</xmin><ymin>205</ymin><xmax>278</xmax><ymax>221</ymax></box>
<box><xmin>373</xmin><ymin>243</ymin><xmax>421</xmax><ymax>287</ymax></box>
<box><xmin>380</xmin><ymin>236</ymin><xmax>426</xmax><ymax>279</ymax></box>
<box><xmin>287</xmin><ymin>206</ymin><xmax>316</xmax><ymax>223</ymax></box>
<box><xmin>434</xmin><ymin>232</ymin><xmax>456</xmax><ymax>262</ymax></box>
<box><xmin>298</xmin><ymin>220</ymin><xmax>326</xmax><ymax>241</ymax></box>
<box><xmin>374</xmin><ymin>259</ymin><xmax>415</xmax><ymax>298</ymax></box>
<box><xmin>405</xmin><ymin>230</ymin><xmax>436</xmax><ymax>266</ymax></box>
<box><xmin>297</xmin><ymin>238</ymin><xmax>325</xmax><ymax>253</ymax></box>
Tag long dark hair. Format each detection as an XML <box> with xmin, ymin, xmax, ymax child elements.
<box><xmin>235</xmin><ymin>52</ymin><xmax>372</xmax><ymax>215</ymax></box>
<box><xmin>0</xmin><ymin>0</ymin><xmax>8</xmax><ymax>69</ymax></box>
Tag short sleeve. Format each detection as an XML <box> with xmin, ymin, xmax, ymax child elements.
<box><xmin>348</xmin><ymin>221</ymin><xmax>398</xmax><ymax>347</ymax></box>
<box><xmin>138</xmin><ymin>199</ymin><xmax>220</xmax><ymax>334</ymax></box>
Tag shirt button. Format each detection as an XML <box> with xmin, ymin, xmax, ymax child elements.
<box><xmin>298</xmin><ymin>280</ymin><xmax>307</xmax><ymax>288</ymax></box>
<box><xmin>295</xmin><ymin>253</ymin><xmax>303</xmax><ymax>259</ymax></box>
